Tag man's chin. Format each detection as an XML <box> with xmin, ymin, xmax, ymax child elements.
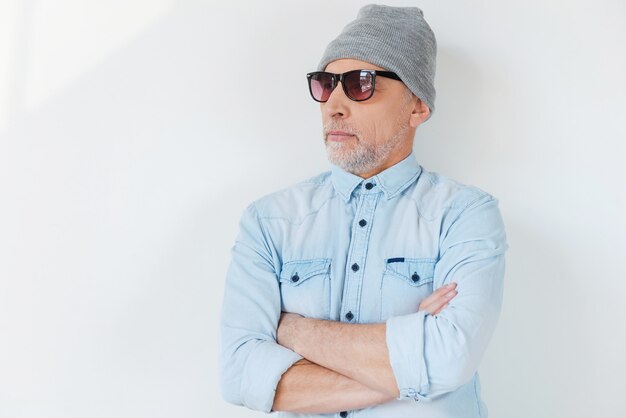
<box><xmin>325</xmin><ymin>140</ymin><xmax>354</xmax><ymax>151</ymax></box>
<box><xmin>326</xmin><ymin>152</ymin><xmax>357</xmax><ymax>171</ymax></box>
<box><xmin>325</xmin><ymin>148</ymin><xmax>351</xmax><ymax>163</ymax></box>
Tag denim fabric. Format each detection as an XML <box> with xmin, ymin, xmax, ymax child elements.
<box><xmin>219</xmin><ymin>151</ymin><xmax>508</xmax><ymax>417</ymax></box>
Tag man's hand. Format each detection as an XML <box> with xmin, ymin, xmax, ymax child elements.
<box><xmin>419</xmin><ymin>282</ymin><xmax>457</xmax><ymax>315</ymax></box>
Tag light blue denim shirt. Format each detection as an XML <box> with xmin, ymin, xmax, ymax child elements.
<box><xmin>219</xmin><ymin>151</ymin><xmax>508</xmax><ymax>417</ymax></box>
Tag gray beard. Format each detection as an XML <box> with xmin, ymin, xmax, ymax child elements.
<box><xmin>324</xmin><ymin>122</ymin><xmax>409</xmax><ymax>176</ymax></box>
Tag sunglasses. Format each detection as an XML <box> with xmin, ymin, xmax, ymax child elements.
<box><xmin>306</xmin><ymin>69</ymin><xmax>402</xmax><ymax>102</ymax></box>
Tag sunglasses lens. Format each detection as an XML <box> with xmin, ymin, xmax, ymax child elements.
<box><xmin>344</xmin><ymin>70</ymin><xmax>374</xmax><ymax>101</ymax></box>
<box><xmin>309</xmin><ymin>73</ymin><xmax>334</xmax><ymax>102</ymax></box>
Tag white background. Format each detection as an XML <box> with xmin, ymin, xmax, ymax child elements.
<box><xmin>1</xmin><ymin>1</ymin><xmax>625</xmax><ymax>417</ymax></box>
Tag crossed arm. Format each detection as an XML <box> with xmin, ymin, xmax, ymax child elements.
<box><xmin>271</xmin><ymin>282</ymin><xmax>458</xmax><ymax>414</ymax></box>
<box><xmin>221</xmin><ymin>196</ymin><xmax>507</xmax><ymax>414</ymax></box>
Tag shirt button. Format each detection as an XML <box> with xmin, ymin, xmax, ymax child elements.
<box><xmin>340</xmin><ymin>412</ymin><xmax>348</xmax><ymax>417</ymax></box>
<box><xmin>345</xmin><ymin>311</ymin><xmax>354</xmax><ymax>321</ymax></box>
<box><xmin>365</xmin><ymin>182</ymin><xmax>374</xmax><ymax>190</ymax></box>
<box><xmin>291</xmin><ymin>274</ymin><xmax>300</xmax><ymax>283</ymax></box>
<box><xmin>351</xmin><ymin>263</ymin><xmax>359</xmax><ymax>272</ymax></box>
<box><xmin>358</xmin><ymin>219</ymin><xmax>367</xmax><ymax>227</ymax></box>
<box><xmin>411</xmin><ymin>273</ymin><xmax>420</xmax><ymax>282</ymax></box>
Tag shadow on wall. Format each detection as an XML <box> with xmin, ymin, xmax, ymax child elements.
<box><xmin>0</xmin><ymin>0</ymin><xmax>215</xmax><ymax>301</ymax></box>
<box><xmin>2</xmin><ymin>0</ymin><xmax>211</xmax><ymax>142</ymax></box>
<box><xmin>0</xmin><ymin>0</ymin><xmax>214</xmax><ymax>236</ymax></box>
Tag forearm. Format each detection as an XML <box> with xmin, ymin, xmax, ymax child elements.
<box><xmin>272</xmin><ymin>359</ymin><xmax>395</xmax><ymax>414</ymax></box>
<box><xmin>289</xmin><ymin>318</ymin><xmax>399</xmax><ymax>397</ymax></box>
<box><xmin>276</xmin><ymin>284</ymin><xmax>461</xmax><ymax>399</ymax></box>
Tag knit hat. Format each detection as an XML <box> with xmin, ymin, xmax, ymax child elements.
<box><xmin>317</xmin><ymin>4</ymin><xmax>437</xmax><ymax>116</ymax></box>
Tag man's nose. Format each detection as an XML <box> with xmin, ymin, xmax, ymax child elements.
<box><xmin>322</xmin><ymin>81</ymin><xmax>351</xmax><ymax>119</ymax></box>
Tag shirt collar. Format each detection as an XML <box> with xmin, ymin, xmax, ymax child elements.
<box><xmin>330</xmin><ymin>151</ymin><xmax>422</xmax><ymax>202</ymax></box>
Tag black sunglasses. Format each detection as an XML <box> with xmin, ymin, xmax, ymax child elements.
<box><xmin>306</xmin><ymin>69</ymin><xmax>402</xmax><ymax>102</ymax></box>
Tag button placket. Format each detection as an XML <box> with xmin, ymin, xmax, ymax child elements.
<box><xmin>341</xmin><ymin>190</ymin><xmax>380</xmax><ymax>323</ymax></box>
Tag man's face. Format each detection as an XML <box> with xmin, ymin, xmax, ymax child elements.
<box><xmin>320</xmin><ymin>58</ymin><xmax>425</xmax><ymax>178</ymax></box>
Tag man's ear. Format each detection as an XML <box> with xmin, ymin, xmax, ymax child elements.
<box><xmin>409</xmin><ymin>98</ymin><xmax>430</xmax><ymax>128</ymax></box>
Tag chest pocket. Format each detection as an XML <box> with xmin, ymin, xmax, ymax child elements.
<box><xmin>380</xmin><ymin>258</ymin><xmax>435</xmax><ymax>321</ymax></box>
<box><xmin>279</xmin><ymin>258</ymin><xmax>331</xmax><ymax>320</ymax></box>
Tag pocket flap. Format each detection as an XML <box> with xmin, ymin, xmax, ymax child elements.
<box><xmin>279</xmin><ymin>258</ymin><xmax>331</xmax><ymax>286</ymax></box>
<box><xmin>384</xmin><ymin>258</ymin><xmax>435</xmax><ymax>286</ymax></box>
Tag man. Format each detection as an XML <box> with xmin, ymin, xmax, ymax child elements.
<box><xmin>219</xmin><ymin>4</ymin><xmax>507</xmax><ymax>417</ymax></box>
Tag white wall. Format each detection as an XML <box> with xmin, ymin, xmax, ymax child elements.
<box><xmin>1</xmin><ymin>1</ymin><xmax>624</xmax><ymax>417</ymax></box>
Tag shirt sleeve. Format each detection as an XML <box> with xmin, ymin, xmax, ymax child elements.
<box><xmin>219</xmin><ymin>202</ymin><xmax>303</xmax><ymax>413</ymax></box>
<box><xmin>385</xmin><ymin>191</ymin><xmax>508</xmax><ymax>402</ymax></box>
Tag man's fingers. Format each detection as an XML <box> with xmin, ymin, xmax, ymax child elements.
<box><xmin>421</xmin><ymin>291</ymin><xmax>456</xmax><ymax>315</ymax></box>
<box><xmin>423</xmin><ymin>283</ymin><xmax>457</xmax><ymax>307</ymax></box>
<box><xmin>431</xmin><ymin>302</ymin><xmax>450</xmax><ymax>316</ymax></box>
<box><xmin>423</xmin><ymin>289</ymin><xmax>456</xmax><ymax>312</ymax></box>
<box><xmin>418</xmin><ymin>283</ymin><xmax>457</xmax><ymax>315</ymax></box>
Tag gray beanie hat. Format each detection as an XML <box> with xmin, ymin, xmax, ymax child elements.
<box><xmin>317</xmin><ymin>4</ymin><xmax>437</xmax><ymax>115</ymax></box>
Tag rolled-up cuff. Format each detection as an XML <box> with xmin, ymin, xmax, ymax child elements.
<box><xmin>385</xmin><ymin>311</ymin><xmax>430</xmax><ymax>402</ymax></box>
<box><xmin>240</xmin><ymin>340</ymin><xmax>303</xmax><ymax>412</ymax></box>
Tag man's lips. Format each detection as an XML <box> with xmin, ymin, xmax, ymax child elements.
<box><xmin>327</xmin><ymin>131</ymin><xmax>355</xmax><ymax>141</ymax></box>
